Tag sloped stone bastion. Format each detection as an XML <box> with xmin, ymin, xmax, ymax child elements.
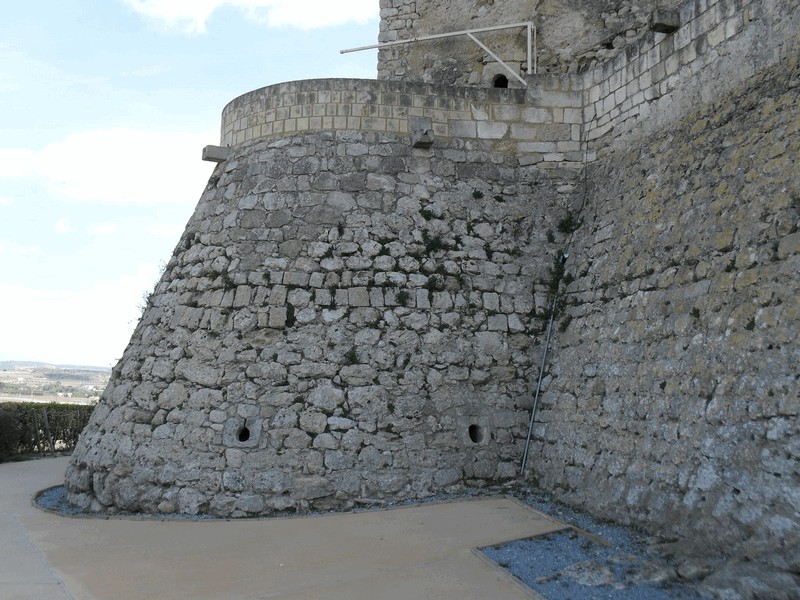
<box><xmin>65</xmin><ymin>78</ymin><xmax>581</xmax><ymax>516</ymax></box>
<box><xmin>67</xmin><ymin>0</ymin><xmax>799</xmax><ymax>595</ymax></box>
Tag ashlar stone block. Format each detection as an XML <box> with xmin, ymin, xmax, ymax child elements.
<box><xmin>202</xmin><ymin>145</ymin><xmax>231</xmax><ymax>163</ymax></box>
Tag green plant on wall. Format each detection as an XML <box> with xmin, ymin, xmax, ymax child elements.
<box><xmin>327</xmin><ymin>285</ymin><xmax>337</xmax><ymax>308</ymax></box>
<box><xmin>557</xmin><ymin>211</ymin><xmax>582</xmax><ymax>234</ymax></box>
<box><xmin>344</xmin><ymin>346</ymin><xmax>359</xmax><ymax>365</ymax></box>
<box><xmin>221</xmin><ymin>273</ymin><xmax>236</xmax><ymax>290</ymax></box>
<box><xmin>548</xmin><ymin>255</ymin><xmax>566</xmax><ymax>295</ymax></box>
<box><xmin>422</xmin><ymin>230</ymin><xmax>450</xmax><ymax>253</ymax></box>
<box><xmin>425</xmin><ymin>274</ymin><xmax>445</xmax><ymax>292</ymax></box>
<box><xmin>531</xmin><ymin>254</ymin><xmax>572</xmax><ymax>329</ymax></box>
<box><xmin>396</xmin><ymin>290</ymin><xmax>411</xmax><ymax>306</ymax></box>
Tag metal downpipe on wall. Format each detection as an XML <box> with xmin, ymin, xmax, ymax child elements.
<box><xmin>519</xmin><ymin>268</ymin><xmax>561</xmax><ymax>476</ymax></box>
<box><xmin>519</xmin><ymin>113</ymin><xmax>593</xmax><ymax>477</ymax></box>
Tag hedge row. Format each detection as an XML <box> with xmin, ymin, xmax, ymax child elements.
<box><xmin>0</xmin><ymin>402</ymin><xmax>94</xmax><ymax>462</ymax></box>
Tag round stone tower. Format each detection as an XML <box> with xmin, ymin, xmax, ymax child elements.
<box><xmin>64</xmin><ymin>77</ymin><xmax>577</xmax><ymax>516</ymax></box>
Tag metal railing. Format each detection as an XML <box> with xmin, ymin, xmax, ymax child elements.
<box><xmin>342</xmin><ymin>21</ymin><xmax>537</xmax><ymax>86</ymax></box>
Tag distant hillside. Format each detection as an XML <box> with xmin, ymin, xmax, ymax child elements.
<box><xmin>0</xmin><ymin>362</ymin><xmax>110</xmax><ymax>401</ymax></box>
<box><xmin>0</xmin><ymin>360</ymin><xmax>110</xmax><ymax>372</ymax></box>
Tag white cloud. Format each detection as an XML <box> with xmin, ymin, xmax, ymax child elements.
<box><xmin>55</xmin><ymin>218</ymin><xmax>76</xmax><ymax>235</ymax></box>
<box><xmin>123</xmin><ymin>0</ymin><xmax>219</xmax><ymax>34</ymax></box>
<box><xmin>122</xmin><ymin>0</ymin><xmax>378</xmax><ymax>34</ymax></box>
<box><xmin>0</xmin><ymin>263</ymin><xmax>162</xmax><ymax>367</ymax></box>
<box><xmin>0</xmin><ymin>127</ymin><xmax>216</xmax><ymax>206</ymax></box>
<box><xmin>0</xmin><ymin>196</ymin><xmax>12</xmax><ymax>206</ymax></box>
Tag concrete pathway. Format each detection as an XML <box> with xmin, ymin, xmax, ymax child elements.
<box><xmin>1</xmin><ymin>457</ymin><xmax>567</xmax><ymax>600</ymax></box>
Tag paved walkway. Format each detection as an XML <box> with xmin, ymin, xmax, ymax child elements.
<box><xmin>1</xmin><ymin>457</ymin><xmax>567</xmax><ymax>600</ymax></box>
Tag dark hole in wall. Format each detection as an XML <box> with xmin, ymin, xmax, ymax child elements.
<box><xmin>237</xmin><ymin>426</ymin><xmax>251</xmax><ymax>442</ymax></box>
<box><xmin>468</xmin><ymin>424</ymin><xmax>485</xmax><ymax>443</ymax></box>
<box><xmin>493</xmin><ymin>74</ymin><xmax>509</xmax><ymax>88</ymax></box>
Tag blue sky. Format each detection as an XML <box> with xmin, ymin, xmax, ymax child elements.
<box><xmin>0</xmin><ymin>0</ymin><xmax>378</xmax><ymax>367</ymax></box>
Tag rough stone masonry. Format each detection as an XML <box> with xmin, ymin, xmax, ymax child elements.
<box><xmin>65</xmin><ymin>124</ymin><xmax>579</xmax><ymax>516</ymax></box>
<box><xmin>541</xmin><ymin>44</ymin><xmax>800</xmax><ymax>600</ymax></box>
<box><xmin>67</xmin><ymin>0</ymin><xmax>799</xmax><ymax>597</ymax></box>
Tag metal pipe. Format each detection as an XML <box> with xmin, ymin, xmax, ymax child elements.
<box><xmin>519</xmin><ymin>274</ymin><xmax>560</xmax><ymax>476</ymax></box>
<box><xmin>466</xmin><ymin>33</ymin><xmax>527</xmax><ymax>86</ymax></box>
<box><xmin>527</xmin><ymin>22</ymin><xmax>532</xmax><ymax>75</ymax></box>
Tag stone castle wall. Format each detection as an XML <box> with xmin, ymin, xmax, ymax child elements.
<box><xmin>535</xmin><ymin>44</ymin><xmax>800</xmax><ymax>595</ymax></box>
<box><xmin>378</xmin><ymin>0</ymin><xmax>684</xmax><ymax>84</ymax></box>
<box><xmin>582</xmin><ymin>0</ymin><xmax>796</xmax><ymax>150</ymax></box>
<box><xmin>523</xmin><ymin>0</ymin><xmax>800</xmax><ymax>595</ymax></box>
<box><xmin>219</xmin><ymin>78</ymin><xmax>585</xmax><ymax>168</ymax></box>
<box><xmin>67</xmin><ymin>0</ymin><xmax>799</xmax><ymax>594</ymax></box>
<box><xmin>378</xmin><ymin>0</ymin><xmax>793</xmax><ymax>152</ymax></box>
<box><xmin>66</xmin><ymin>124</ymin><xmax>581</xmax><ymax>516</ymax></box>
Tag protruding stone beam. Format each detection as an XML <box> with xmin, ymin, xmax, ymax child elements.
<box><xmin>650</xmin><ymin>9</ymin><xmax>680</xmax><ymax>34</ymax></box>
<box><xmin>202</xmin><ymin>145</ymin><xmax>231</xmax><ymax>163</ymax></box>
<box><xmin>410</xmin><ymin>116</ymin><xmax>435</xmax><ymax>148</ymax></box>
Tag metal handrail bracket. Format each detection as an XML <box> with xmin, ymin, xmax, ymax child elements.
<box><xmin>341</xmin><ymin>21</ymin><xmax>538</xmax><ymax>84</ymax></box>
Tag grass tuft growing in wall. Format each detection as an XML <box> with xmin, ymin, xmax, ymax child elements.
<box><xmin>344</xmin><ymin>347</ymin><xmax>359</xmax><ymax>365</ymax></box>
<box><xmin>396</xmin><ymin>290</ymin><xmax>411</xmax><ymax>306</ymax></box>
<box><xmin>557</xmin><ymin>211</ymin><xmax>582</xmax><ymax>234</ymax></box>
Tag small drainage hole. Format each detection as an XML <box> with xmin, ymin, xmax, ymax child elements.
<box><xmin>493</xmin><ymin>74</ymin><xmax>509</xmax><ymax>88</ymax></box>
<box><xmin>468</xmin><ymin>424</ymin><xmax>485</xmax><ymax>444</ymax></box>
<box><xmin>237</xmin><ymin>426</ymin><xmax>251</xmax><ymax>442</ymax></box>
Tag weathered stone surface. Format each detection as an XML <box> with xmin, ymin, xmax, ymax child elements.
<box><xmin>377</xmin><ymin>0</ymin><xmax>685</xmax><ymax>84</ymax></box>
<box><xmin>65</xmin><ymin>4</ymin><xmax>799</xmax><ymax>597</ymax></box>
<box><xmin>291</xmin><ymin>476</ymin><xmax>334</xmax><ymax>499</ymax></box>
<box><xmin>67</xmin><ymin>121</ymin><xmax>562</xmax><ymax>520</ymax></box>
<box><xmin>533</xmin><ymin>30</ymin><xmax>800</xmax><ymax>600</ymax></box>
